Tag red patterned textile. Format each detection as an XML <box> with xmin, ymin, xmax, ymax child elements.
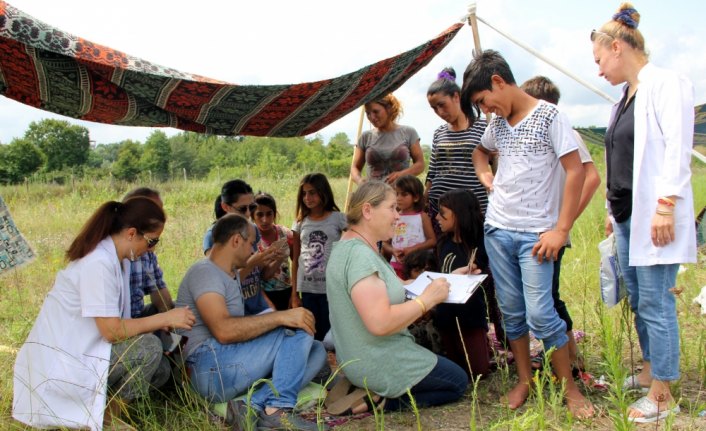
<box><xmin>0</xmin><ymin>1</ymin><xmax>462</xmax><ymax>137</ymax></box>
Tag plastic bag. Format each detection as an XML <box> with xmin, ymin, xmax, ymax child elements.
<box><xmin>598</xmin><ymin>234</ymin><xmax>626</xmax><ymax>308</ymax></box>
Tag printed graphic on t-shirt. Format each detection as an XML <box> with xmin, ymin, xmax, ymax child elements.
<box><xmin>304</xmin><ymin>230</ymin><xmax>328</xmax><ymax>275</ymax></box>
<box><xmin>366</xmin><ymin>144</ymin><xmax>410</xmax><ymax>179</ymax></box>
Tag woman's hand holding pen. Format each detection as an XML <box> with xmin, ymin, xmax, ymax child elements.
<box><xmin>421</xmin><ymin>275</ymin><xmax>450</xmax><ymax>307</ymax></box>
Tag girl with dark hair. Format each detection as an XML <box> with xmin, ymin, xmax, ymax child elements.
<box><xmin>426</xmin><ymin>67</ymin><xmax>488</xmax><ymax>235</ymax></box>
<box><xmin>292</xmin><ymin>173</ymin><xmax>347</xmax><ymax>341</ymax></box>
<box><xmin>203</xmin><ymin>179</ymin><xmax>282</xmax><ymax>315</ymax></box>
<box><xmin>14</xmin><ymin>198</ymin><xmax>195</xmax><ymax>430</ymax></box>
<box><xmin>350</xmin><ymin>93</ymin><xmax>425</xmax><ymax>185</ymax></box>
<box><xmin>386</xmin><ymin>175</ymin><xmax>436</xmax><ymax>279</ymax></box>
<box><xmin>433</xmin><ymin>189</ymin><xmax>499</xmax><ymax>378</ymax></box>
<box><xmin>253</xmin><ymin>192</ymin><xmax>296</xmax><ymax>310</ymax></box>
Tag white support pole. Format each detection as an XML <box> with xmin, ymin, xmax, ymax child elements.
<box><xmin>474</xmin><ymin>14</ymin><xmax>617</xmax><ymax>104</ymax></box>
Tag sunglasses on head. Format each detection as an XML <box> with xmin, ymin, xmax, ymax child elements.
<box><xmin>590</xmin><ymin>29</ymin><xmax>614</xmax><ymax>42</ymax></box>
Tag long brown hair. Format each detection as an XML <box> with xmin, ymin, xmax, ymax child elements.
<box><xmin>295</xmin><ymin>173</ymin><xmax>339</xmax><ymax>222</ymax></box>
<box><xmin>66</xmin><ymin>197</ymin><xmax>165</xmax><ymax>261</ymax></box>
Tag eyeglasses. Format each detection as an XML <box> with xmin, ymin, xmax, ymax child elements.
<box><xmin>142</xmin><ymin>233</ymin><xmax>160</xmax><ymax>248</ymax></box>
<box><xmin>590</xmin><ymin>29</ymin><xmax>614</xmax><ymax>42</ymax></box>
<box><xmin>231</xmin><ymin>203</ymin><xmax>258</xmax><ymax>214</ymax></box>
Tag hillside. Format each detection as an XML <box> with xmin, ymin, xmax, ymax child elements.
<box><xmin>576</xmin><ymin>102</ymin><xmax>706</xmax><ymax>156</ymax></box>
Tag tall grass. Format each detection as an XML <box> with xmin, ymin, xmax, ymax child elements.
<box><xmin>1</xmin><ymin>162</ymin><xmax>705</xmax><ymax>429</ymax></box>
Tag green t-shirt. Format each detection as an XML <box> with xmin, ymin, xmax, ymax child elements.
<box><xmin>326</xmin><ymin>238</ymin><xmax>437</xmax><ymax>398</ymax></box>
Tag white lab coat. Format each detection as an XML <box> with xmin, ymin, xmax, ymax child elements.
<box><xmin>13</xmin><ymin>237</ymin><xmax>131</xmax><ymax>430</ymax></box>
<box><xmin>609</xmin><ymin>63</ymin><xmax>696</xmax><ymax>266</ymax></box>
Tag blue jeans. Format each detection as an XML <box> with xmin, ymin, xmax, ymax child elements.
<box><xmin>484</xmin><ymin>225</ymin><xmax>568</xmax><ymax>350</ymax></box>
<box><xmin>385</xmin><ymin>355</ymin><xmax>468</xmax><ymax>411</ymax></box>
<box><xmin>613</xmin><ymin>217</ymin><xmax>680</xmax><ymax>381</ymax></box>
<box><xmin>186</xmin><ymin>328</ymin><xmax>327</xmax><ymax>409</ymax></box>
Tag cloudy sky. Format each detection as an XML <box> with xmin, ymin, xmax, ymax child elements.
<box><xmin>1</xmin><ymin>0</ymin><xmax>704</xmax><ymax>147</ymax></box>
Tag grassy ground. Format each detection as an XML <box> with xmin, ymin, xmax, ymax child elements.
<box><xmin>1</xmin><ymin>164</ymin><xmax>705</xmax><ymax>430</ymax></box>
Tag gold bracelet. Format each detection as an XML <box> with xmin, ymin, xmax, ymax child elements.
<box><xmin>413</xmin><ymin>298</ymin><xmax>427</xmax><ymax>314</ymax></box>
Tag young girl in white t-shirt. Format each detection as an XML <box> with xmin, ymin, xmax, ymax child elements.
<box><xmin>386</xmin><ymin>175</ymin><xmax>436</xmax><ymax>279</ymax></box>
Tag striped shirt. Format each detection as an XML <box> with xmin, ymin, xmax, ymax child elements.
<box><xmin>426</xmin><ymin>120</ymin><xmax>488</xmax><ymax>216</ymax></box>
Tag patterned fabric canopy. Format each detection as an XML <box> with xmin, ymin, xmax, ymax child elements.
<box><xmin>0</xmin><ymin>1</ymin><xmax>462</xmax><ymax>137</ymax></box>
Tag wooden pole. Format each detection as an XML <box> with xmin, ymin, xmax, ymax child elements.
<box><xmin>467</xmin><ymin>3</ymin><xmax>497</xmax><ymax>172</ymax></box>
<box><xmin>467</xmin><ymin>3</ymin><xmax>483</xmax><ymax>56</ymax></box>
<box><xmin>343</xmin><ymin>105</ymin><xmax>366</xmax><ymax>212</ymax></box>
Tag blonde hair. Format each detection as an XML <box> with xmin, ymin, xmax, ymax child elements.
<box><xmin>364</xmin><ymin>93</ymin><xmax>403</xmax><ymax>124</ymax></box>
<box><xmin>346</xmin><ymin>181</ymin><xmax>395</xmax><ymax>225</ymax></box>
<box><xmin>594</xmin><ymin>2</ymin><xmax>646</xmax><ymax>56</ymax></box>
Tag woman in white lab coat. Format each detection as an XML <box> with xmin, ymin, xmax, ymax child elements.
<box><xmin>13</xmin><ymin>197</ymin><xmax>195</xmax><ymax>430</ymax></box>
<box><xmin>591</xmin><ymin>3</ymin><xmax>696</xmax><ymax>423</ymax></box>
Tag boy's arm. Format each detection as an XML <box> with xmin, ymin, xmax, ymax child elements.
<box><xmin>150</xmin><ymin>288</ymin><xmax>174</xmax><ymax>313</ymax></box>
<box><xmin>472</xmin><ymin>145</ymin><xmax>495</xmax><ymax>193</ymax></box>
<box><xmin>576</xmin><ymin>161</ymin><xmax>601</xmax><ymax>218</ymax></box>
<box><xmin>531</xmin><ymin>150</ymin><xmax>585</xmax><ymax>262</ymax></box>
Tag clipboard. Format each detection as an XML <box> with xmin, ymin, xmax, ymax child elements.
<box><xmin>405</xmin><ymin>271</ymin><xmax>487</xmax><ymax>304</ymax></box>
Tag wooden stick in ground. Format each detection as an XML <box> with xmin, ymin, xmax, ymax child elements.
<box><xmin>344</xmin><ymin>105</ymin><xmax>367</xmax><ymax>212</ymax></box>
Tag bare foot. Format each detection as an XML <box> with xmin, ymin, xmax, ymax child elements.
<box><xmin>566</xmin><ymin>387</ymin><xmax>594</xmax><ymax>419</ymax></box>
<box><xmin>502</xmin><ymin>382</ymin><xmax>530</xmax><ymax>410</ymax></box>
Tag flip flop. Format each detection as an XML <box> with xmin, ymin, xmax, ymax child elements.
<box><xmin>324</xmin><ymin>376</ymin><xmax>352</xmax><ymax>409</ymax></box>
<box><xmin>326</xmin><ymin>388</ymin><xmax>367</xmax><ymax>416</ymax></box>
<box><xmin>628</xmin><ymin>396</ymin><xmax>680</xmax><ymax>423</ymax></box>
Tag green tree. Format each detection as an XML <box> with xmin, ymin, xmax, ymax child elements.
<box><xmin>24</xmin><ymin>119</ymin><xmax>90</xmax><ymax>172</ymax></box>
<box><xmin>112</xmin><ymin>140</ymin><xmax>142</xmax><ymax>182</ymax></box>
<box><xmin>88</xmin><ymin>142</ymin><xmax>122</xmax><ymax>169</ymax></box>
<box><xmin>0</xmin><ymin>138</ymin><xmax>45</xmax><ymax>184</ymax></box>
<box><xmin>140</xmin><ymin>131</ymin><xmax>172</xmax><ymax>181</ymax></box>
<box><xmin>325</xmin><ymin>132</ymin><xmax>353</xmax><ymax>177</ymax></box>
<box><xmin>254</xmin><ymin>147</ymin><xmax>289</xmax><ymax>178</ymax></box>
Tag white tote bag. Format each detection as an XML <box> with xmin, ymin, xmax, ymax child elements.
<box><xmin>598</xmin><ymin>233</ymin><xmax>627</xmax><ymax>308</ymax></box>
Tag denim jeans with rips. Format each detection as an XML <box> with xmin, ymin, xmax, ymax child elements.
<box><xmin>483</xmin><ymin>224</ymin><xmax>568</xmax><ymax>351</ymax></box>
<box><xmin>613</xmin><ymin>217</ymin><xmax>680</xmax><ymax>381</ymax></box>
<box><xmin>187</xmin><ymin>327</ymin><xmax>327</xmax><ymax>409</ymax></box>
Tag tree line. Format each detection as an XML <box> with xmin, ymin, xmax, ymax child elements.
<box><xmin>0</xmin><ymin>119</ymin><xmax>359</xmax><ymax>184</ymax></box>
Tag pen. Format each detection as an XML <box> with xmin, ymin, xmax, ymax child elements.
<box><xmin>426</xmin><ymin>274</ymin><xmax>434</xmax><ymax>282</ymax></box>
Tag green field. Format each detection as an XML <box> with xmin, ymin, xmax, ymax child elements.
<box><xmin>1</xmin><ymin>162</ymin><xmax>705</xmax><ymax>430</ymax></box>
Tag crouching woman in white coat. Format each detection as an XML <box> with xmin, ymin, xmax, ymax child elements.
<box><xmin>13</xmin><ymin>197</ymin><xmax>195</xmax><ymax>430</ymax></box>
